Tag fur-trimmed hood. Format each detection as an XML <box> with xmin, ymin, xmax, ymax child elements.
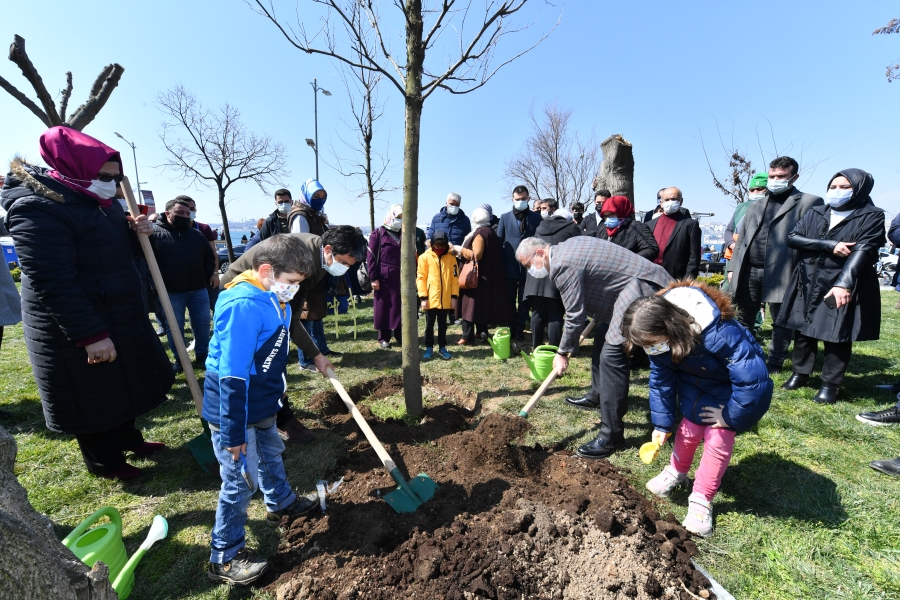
<box><xmin>656</xmin><ymin>280</ymin><xmax>736</xmax><ymax>333</ymax></box>
<box><xmin>4</xmin><ymin>158</ymin><xmax>65</xmax><ymax>205</ymax></box>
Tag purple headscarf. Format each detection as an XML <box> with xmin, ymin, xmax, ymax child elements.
<box><xmin>39</xmin><ymin>126</ymin><xmax>122</xmax><ymax>207</ymax></box>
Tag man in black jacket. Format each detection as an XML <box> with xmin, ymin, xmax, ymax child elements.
<box><xmin>580</xmin><ymin>189</ymin><xmax>610</xmax><ymax>236</ymax></box>
<box><xmin>150</xmin><ymin>198</ymin><xmax>216</xmax><ymax>369</ymax></box>
<box><xmin>258</xmin><ymin>188</ymin><xmax>294</xmax><ymax>241</ymax></box>
<box><xmin>645</xmin><ymin>187</ymin><xmax>701</xmax><ymax>280</ymax></box>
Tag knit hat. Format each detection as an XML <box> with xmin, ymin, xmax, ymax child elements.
<box><xmin>748</xmin><ymin>172</ymin><xmax>768</xmax><ymax>189</ymax></box>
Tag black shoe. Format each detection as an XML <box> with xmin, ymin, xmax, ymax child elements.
<box><xmin>576</xmin><ymin>437</ymin><xmax>623</xmax><ymax>459</ymax></box>
<box><xmin>812</xmin><ymin>383</ymin><xmax>839</xmax><ymax>405</ymax></box>
<box><xmin>565</xmin><ymin>395</ymin><xmax>600</xmax><ymax>411</ymax></box>
<box><xmin>173</xmin><ymin>361</ymin><xmax>183</xmax><ymax>373</ymax></box>
<box><xmin>781</xmin><ymin>373</ymin><xmax>810</xmax><ymax>390</ymax></box>
<box><xmin>874</xmin><ymin>382</ymin><xmax>900</xmax><ymax>394</ymax></box>
<box><xmin>208</xmin><ymin>549</ymin><xmax>269</xmax><ymax>585</ymax></box>
<box><xmin>324</xmin><ymin>350</ymin><xmax>343</xmax><ymax>358</ymax></box>
<box><xmin>266</xmin><ymin>493</ymin><xmax>318</xmax><ymax>526</ymax></box>
<box><xmin>515</xmin><ymin>333</ymin><xmax>525</xmax><ymax>342</ymax></box>
<box><xmin>766</xmin><ymin>362</ymin><xmax>784</xmax><ymax>374</ymax></box>
<box><xmin>856</xmin><ymin>406</ymin><xmax>900</xmax><ymax>426</ymax></box>
<box><xmin>869</xmin><ymin>457</ymin><xmax>900</xmax><ymax>477</ymax></box>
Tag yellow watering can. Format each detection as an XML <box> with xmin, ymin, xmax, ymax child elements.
<box><xmin>521</xmin><ymin>345</ymin><xmax>558</xmax><ymax>380</ymax></box>
<box><xmin>487</xmin><ymin>327</ymin><xmax>511</xmax><ymax>360</ymax></box>
<box><xmin>61</xmin><ymin>507</ymin><xmax>168</xmax><ymax>599</ymax></box>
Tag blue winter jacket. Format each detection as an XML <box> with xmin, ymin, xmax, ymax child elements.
<box><xmin>425</xmin><ymin>206</ymin><xmax>471</xmax><ymax>246</ymax></box>
<box><xmin>202</xmin><ymin>273</ymin><xmax>291</xmax><ymax>447</ymax></box>
<box><xmin>648</xmin><ymin>285</ymin><xmax>772</xmax><ymax>434</ymax></box>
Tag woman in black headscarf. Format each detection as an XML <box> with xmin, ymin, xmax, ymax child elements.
<box><xmin>778</xmin><ymin>169</ymin><xmax>885</xmax><ymax>404</ymax></box>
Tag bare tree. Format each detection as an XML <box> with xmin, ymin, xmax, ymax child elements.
<box><xmin>249</xmin><ymin>0</ymin><xmax>556</xmax><ymax>415</ymax></box>
<box><xmin>325</xmin><ymin>52</ymin><xmax>398</xmax><ymax>232</ymax></box>
<box><xmin>156</xmin><ymin>85</ymin><xmax>289</xmax><ymax>262</ymax></box>
<box><xmin>0</xmin><ymin>35</ymin><xmax>124</xmax><ymax>131</ymax></box>
<box><xmin>874</xmin><ymin>18</ymin><xmax>900</xmax><ymax>81</ymax></box>
<box><xmin>505</xmin><ymin>102</ymin><xmax>600</xmax><ymax>207</ymax></box>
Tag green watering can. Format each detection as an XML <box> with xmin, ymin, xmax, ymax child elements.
<box><xmin>521</xmin><ymin>345</ymin><xmax>558</xmax><ymax>380</ymax></box>
<box><xmin>487</xmin><ymin>327</ymin><xmax>511</xmax><ymax>360</ymax></box>
<box><xmin>61</xmin><ymin>507</ymin><xmax>168</xmax><ymax>599</ymax></box>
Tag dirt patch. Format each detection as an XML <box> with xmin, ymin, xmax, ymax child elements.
<box><xmin>268</xmin><ymin>377</ymin><xmax>714</xmax><ymax>599</ymax></box>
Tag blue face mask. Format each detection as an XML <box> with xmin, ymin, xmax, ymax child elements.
<box><xmin>826</xmin><ymin>188</ymin><xmax>853</xmax><ymax>208</ymax></box>
<box><xmin>605</xmin><ymin>217</ymin><xmax>621</xmax><ymax>229</ymax></box>
<box><xmin>310</xmin><ymin>196</ymin><xmax>326</xmax><ymax>212</ymax></box>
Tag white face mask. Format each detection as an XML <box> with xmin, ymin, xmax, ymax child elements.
<box><xmin>513</xmin><ymin>199</ymin><xmax>529</xmax><ymax>211</ymax></box>
<box><xmin>388</xmin><ymin>218</ymin><xmax>402</xmax><ymax>231</ymax></box>
<box><xmin>644</xmin><ymin>340</ymin><xmax>670</xmax><ymax>356</ymax></box>
<box><xmin>540</xmin><ymin>209</ymin><xmax>550</xmax><ymax>219</ymax></box>
<box><xmin>767</xmin><ymin>178</ymin><xmax>793</xmax><ymax>195</ymax></box>
<box><xmin>528</xmin><ymin>253</ymin><xmax>549</xmax><ymax>279</ymax></box>
<box><xmin>324</xmin><ymin>249</ymin><xmax>350</xmax><ymax>276</ymax></box>
<box><xmin>661</xmin><ymin>200</ymin><xmax>681</xmax><ymax>215</ymax></box>
<box><xmin>446</xmin><ymin>205</ymin><xmax>460</xmax><ymax>216</ymax></box>
<box><xmin>86</xmin><ymin>179</ymin><xmax>118</xmax><ymax>199</ymax></box>
<box><xmin>826</xmin><ymin>188</ymin><xmax>854</xmax><ymax>208</ymax></box>
<box><xmin>189</xmin><ymin>210</ymin><xmax>197</xmax><ymax>220</ymax></box>
<box><xmin>268</xmin><ymin>276</ymin><xmax>300</xmax><ymax>303</ymax></box>
<box><xmin>747</xmin><ymin>192</ymin><xmax>767</xmax><ymax>202</ymax></box>
<box><xmin>277</xmin><ymin>202</ymin><xmax>291</xmax><ymax>215</ymax></box>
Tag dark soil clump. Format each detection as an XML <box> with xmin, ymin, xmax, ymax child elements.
<box><xmin>267</xmin><ymin>377</ymin><xmax>714</xmax><ymax>599</ymax></box>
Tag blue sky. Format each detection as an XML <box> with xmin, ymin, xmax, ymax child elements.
<box><xmin>2</xmin><ymin>1</ymin><xmax>898</xmax><ymax>228</ymax></box>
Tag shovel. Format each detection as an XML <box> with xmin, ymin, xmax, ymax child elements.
<box><xmin>121</xmin><ymin>178</ymin><xmax>219</xmax><ymax>476</ymax></box>
<box><xmin>579</xmin><ymin>318</ymin><xmax>597</xmax><ymax>345</ymax></box>
<box><xmin>326</xmin><ymin>368</ymin><xmax>437</xmax><ymax>513</ymax></box>
<box><xmin>518</xmin><ymin>370</ymin><xmax>558</xmax><ymax>418</ymax></box>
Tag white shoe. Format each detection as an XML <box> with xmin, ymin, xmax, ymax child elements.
<box><xmin>645</xmin><ymin>465</ymin><xmax>687</xmax><ymax>498</ymax></box>
<box><xmin>682</xmin><ymin>492</ymin><xmax>714</xmax><ymax>537</ymax></box>
<box><xmin>187</xmin><ymin>340</ymin><xmax>196</xmax><ymax>352</ymax></box>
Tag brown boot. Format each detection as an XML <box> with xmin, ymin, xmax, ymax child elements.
<box><xmin>277</xmin><ymin>418</ymin><xmax>315</xmax><ymax>444</ymax></box>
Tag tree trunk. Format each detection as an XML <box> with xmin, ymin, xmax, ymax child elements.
<box><xmin>401</xmin><ymin>0</ymin><xmax>425</xmax><ymax>416</ymax></box>
<box><xmin>0</xmin><ymin>426</ymin><xmax>118</xmax><ymax>599</ymax></box>
<box><xmin>592</xmin><ymin>134</ymin><xmax>635</xmax><ymax>201</ymax></box>
<box><xmin>218</xmin><ymin>188</ymin><xmax>236</xmax><ymax>263</ymax></box>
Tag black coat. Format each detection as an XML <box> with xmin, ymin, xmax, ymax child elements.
<box><xmin>258</xmin><ymin>208</ymin><xmax>289</xmax><ymax>241</ymax></box>
<box><xmin>150</xmin><ymin>218</ymin><xmax>215</xmax><ymax>293</ymax></box>
<box><xmin>646</xmin><ymin>213</ymin><xmax>702</xmax><ymax>280</ymax></box>
<box><xmin>523</xmin><ymin>215</ymin><xmax>581</xmax><ymax>299</ymax></box>
<box><xmin>777</xmin><ymin>170</ymin><xmax>885</xmax><ymax>343</ymax></box>
<box><xmin>580</xmin><ymin>212</ymin><xmax>602</xmax><ymax>236</ymax></box>
<box><xmin>1</xmin><ymin>161</ymin><xmax>173</xmax><ymax>434</ymax></box>
<box><xmin>595</xmin><ymin>217</ymin><xmax>659</xmax><ymax>261</ymax></box>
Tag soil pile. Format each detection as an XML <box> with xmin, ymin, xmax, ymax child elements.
<box><xmin>268</xmin><ymin>378</ymin><xmax>714</xmax><ymax>600</ymax></box>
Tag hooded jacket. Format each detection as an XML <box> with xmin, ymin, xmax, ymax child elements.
<box><xmin>647</xmin><ymin>282</ymin><xmax>773</xmax><ymax>434</ymax></box>
<box><xmin>416</xmin><ymin>231</ymin><xmax>460</xmax><ymax>309</ymax></box>
<box><xmin>426</xmin><ymin>206</ymin><xmax>472</xmax><ymax>246</ymax></box>
<box><xmin>202</xmin><ymin>271</ymin><xmax>291</xmax><ymax>447</ymax></box>
<box><xmin>523</xmin><ymin>214</ymin><xmax>581</xmax><ymax>300</ymax></box>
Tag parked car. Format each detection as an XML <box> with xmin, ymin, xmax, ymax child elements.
<box><xmin>215</xmin><ymin>242</ymin><xmax>245</xmax><ymax>274</ymax></box>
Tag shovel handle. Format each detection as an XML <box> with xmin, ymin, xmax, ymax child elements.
<box><xmin>326</xmin><ymin>368</ymin><xmax>398</xmax><ymax>472</ymax></box>
<box><xmin>519</xmin><ymin>370</ymin><xmax>558</xmax><ymax>418</ymax></box>
<box><xmin>579</xmin><ymin>318</ymin><xmax>597</xmax><ymax>345</ymax></box>
<box><xmin>121</xmin><ymin>177</ymin><xmax>204</xmax><ymax>416</ymax></box>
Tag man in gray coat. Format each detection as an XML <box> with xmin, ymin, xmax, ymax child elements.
<box><xmin>727</xmin><ymin>156</ymin><xmax>824</xmax><ymax>372</ymax></box>
<box><xmin>516</xmin><ymin>236</ymin><xmax>671</xmax><ymax>458</ymax></box>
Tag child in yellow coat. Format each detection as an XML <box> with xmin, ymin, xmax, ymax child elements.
<box><xmin>416</xmin><ymin>231</ymin><xmax>459</xmax><ymax>360</ymax></box>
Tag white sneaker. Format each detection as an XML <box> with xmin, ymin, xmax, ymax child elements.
<box><xmin>682</xmin><ymin>492</ymin><xmax>714</xmax><ymax>537</ymax></box>
<box><xmin>645</xmin><ymin>465</ymin><xmax>687</xmax><ymax>498</ymax></box>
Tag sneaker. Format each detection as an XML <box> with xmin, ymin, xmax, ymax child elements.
<box><xmin>645</xmin><ymin>465</ymin><xmax>687</xmax><ymax>498</ymax></box>
<box><xmin>380</xmin><ymin>341</ymin><xmax>390</xmax><ymax>349</ymax></box>
<box><xmin>324</xmin><ymin>350</ymin><xmax>343</xmax><ymax>358</ymax></box>
<box><xmin>299</xmin><ymin>363</ymin><xmax>319</xmax><ymax>374</ymax></box>
<box><xmin>207</xmin><ymin>549</ymin><xmax>268</xmax><ymax>585</ymax></box>
<box><xmin>423</xmin><ymin>348</ymin><xmax>433</xmax><ymax>360</ymax></box>
<box><xmin>187</xmin><ymin>340</ymin><xmax>196</xmax><ymax>352</ymax></box>
<box><xmin>266</xmin><ymin>493</ymin><xmax>318</xmax><ymax>526</ymax></box>
<box><xmin>856</xmin><ymin>406</ymin><xmax>900</xmax><ymax>426</ymax></box>
<box><xmin>682</xmin><ymin>492</ymin><xmax>714</xmax><ymax>537</ymax></box>
<box><xmin>438</xmin><ymin>347</ymin><xmax>452</xmax><ymax>360</ymax></box>
<box><xmin>277</xmin><ymin>418</ymin><xmax>315</xmax><ymax>444</ymax></box>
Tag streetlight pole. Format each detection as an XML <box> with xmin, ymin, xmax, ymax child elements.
<box><xmin>309</xmin><ymin>78</ymin><xmax>331</xmax><ymax>180</ymax></box>
<box><xmin>114</xmin><ymin>132</ymin><xmax>141</xmax><ymax>202</ymax></box>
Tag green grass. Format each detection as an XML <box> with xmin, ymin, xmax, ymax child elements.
<box><xmin>3</xmin><ymin>293</ymin><xmax>900</xmax><ymax>598</ymax></box>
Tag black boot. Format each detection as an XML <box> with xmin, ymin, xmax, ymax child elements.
<box><xmin>813</xmin><ymin>383</ymin><xmax>840</xmax><ymax>405</ymax></box>
<box><xmin>781</xmin><ymin>373</ymin><xmax>810</xmax><ymax>390</ymax></box>
<box><xmin>870</xmin><ymin>457</ymin><xmax>900</xmax><ymax>477</ymax></box>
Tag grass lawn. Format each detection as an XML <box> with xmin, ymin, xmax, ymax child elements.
<box><xmin>3</xmin><ymin>291</ymin><xmax>900</xmax><ymax>599</ymax></box>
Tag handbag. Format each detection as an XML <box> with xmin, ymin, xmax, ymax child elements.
<box><xmin>458</xmin><ymin>259</ymin><xmax>479</xmax><ymax>289</ymax></box>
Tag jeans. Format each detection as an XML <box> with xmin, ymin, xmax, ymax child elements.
<box><xmin>505</xmin><ymin>278</ymin><xmax>531</xmax><ymax>336</ymax></box>
<box><xmin>424</xmin><ymin>309</ymin><xmax>448</xmax><ymax>348</ymax></box>
<box><xmin>210</xmin><ymin>423</ymin><xmax>296</xmax><ymax>564</ymax></box>
<box><xmin>165</xmin><ymin>288</ymin><xmax>211</xmax><ymax>358</ymax></box>
<box><xmin>670</xmin><ymin>418</ymin><xmax>737</xmax><ymax>502</ymax></box>
<box><xmin>299</xmin><ymin>319</ymin><xmax>329</xmax><ymax>366</ymax></box>
<box><xmin>589</xmin><ymin>322</ymin><xmax>630</xmax><ymax>444</ymax></box>
<box><xmin>530</xmin><ymin>296</ymin><xmax>564</xmax><ymax>348</ymax></box>
<box><xmin>791</xmin><ymin>334</ymin><xmax>853</xmax><ymax>385</ymax></box>
<box><xmin>734</xmin><ymin>265</ymin><xmax>794</xmax><ymax>366</ymax></box>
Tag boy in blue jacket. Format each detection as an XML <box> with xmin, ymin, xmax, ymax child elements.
<box><xmin>204</xmin><ymin>235</ymin><xmax>318</xmax><ymax>585</ymax></box>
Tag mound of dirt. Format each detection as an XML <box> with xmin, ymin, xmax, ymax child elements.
<box><xmin>268</xmin><ymin>377</ymin><xmax>714</xmax><ymax>600</ymax></box>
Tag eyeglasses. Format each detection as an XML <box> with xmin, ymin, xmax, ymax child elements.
<box><xmin>96</xmin><ymin>173</ymin><xmax>125</xmax><ymax>183</ymax></box>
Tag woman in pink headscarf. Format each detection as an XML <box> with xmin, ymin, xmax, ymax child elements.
<box><xmin>1</xmin><ymin>127</ymin><xmax>174</xmax><ymax>480</ymax></box>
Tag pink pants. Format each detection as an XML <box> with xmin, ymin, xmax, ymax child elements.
<box><xmin>670</xmin><ymin>418</ymin><xmax>737</xmax><ymax>502</ymax></box>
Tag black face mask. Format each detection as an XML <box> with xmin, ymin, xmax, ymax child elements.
<box><xmin>595</xmin><ymin>203</ymin><xmax>604</xmax><ymax>213</ymax></box>
<box><xmin>171</xmin><ymin>215</ymin><xmax>191</xmax><ymax>230</ymax></box>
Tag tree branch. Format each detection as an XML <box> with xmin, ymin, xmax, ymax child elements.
<box><xmin>58</xmin><ymin>71</ymin><xmax>73</xmax><ymax>123</ymax></box>
<box><xmin>0</xmin><ymin>74</ymin><xmax>49</xmax><ymax>127</ymax></box>
<box><xmin>66</xmin><ymin>64</ymin><xmax>124</xmax><ymax>130</ymax></box>
<box><xmin>7</xmin><ymin>35</ymin><xmax>61</xmax><ymax>125</ymax></box>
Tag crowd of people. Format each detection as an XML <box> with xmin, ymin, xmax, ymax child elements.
<box><xmin>1</xmin><ymin>125</ymin><xmax>898</xmax><ymax>584</ymax></box>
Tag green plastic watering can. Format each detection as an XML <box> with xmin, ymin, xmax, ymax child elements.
<box><xmin>487</xmin><ymin>327</ymin><xmax>511</xmax><ymax>360</ymax></box>
<box><xmin>521</xmin><ymin>345</ymin><xmax>558</xmax><ymax>380</ymax></box>
<box><xmin>61</xmin><ymin>507</ymin><xmax>168</xmax><ymax>599</ymax></box>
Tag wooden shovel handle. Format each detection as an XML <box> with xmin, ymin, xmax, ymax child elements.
<box><xmin>519</xmin><ymin>370</ymin><xmax>558</xmax><ymax>417</ymax></box>
<box><xmin>121</xmin><ymin>177</ymin><xmax>204</xmax><ymax>416</ymax></box>
<box><xmin>326</xmin><ymin>368</ymin><xmax>398</xmax><ymax>472</ymax></box>
<box><xmin>579</xmin><ymin>318</ymin><xmax>597</xmax><ymax>345</ymax></box>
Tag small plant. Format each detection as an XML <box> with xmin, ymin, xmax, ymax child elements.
<box><xmin>696</xmin><ymin>273</ymin><xmax>725</xmax><ymax>288</ymax></box>
<box><xmin>348</xmin><ymin>294</ymin><xmax>359</xmax><ymax>339</ymax></box>
<box><xmin>329</xmin><ymin>299</ymin><xmax>340</xmax><ymax>339</ymax></box>
<box><xmin>10</xmin><ymin>267</ymin><xmax>21</xmax><ymax>283</ymax></box>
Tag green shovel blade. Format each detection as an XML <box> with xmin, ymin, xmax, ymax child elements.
<box><xmin>186</xmin><ymin>420</ymin><xmax>219</xmax><ymax>476</ymax></box>
<box><xmin>382</xmin><ymin>471</ymin><xmax>438</xmax><ymax>513</ymax></box>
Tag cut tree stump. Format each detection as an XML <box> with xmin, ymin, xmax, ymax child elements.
<box><xmin>593</xmin><ymin>134</ymin><xmax>635</xmax><ymax>201</ymax></box>
<box><xmin>0</xmin><ymin>425</ymin><xmax>118</xmax><ymax>599</ymax></box>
